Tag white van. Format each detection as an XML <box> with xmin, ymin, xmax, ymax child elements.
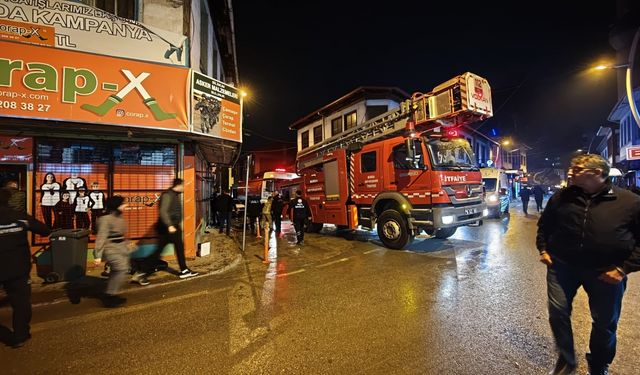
<box><xmin>480</xmin><ymin>167</ymin><xmax>510</xmax><ymax>218</ymax></box>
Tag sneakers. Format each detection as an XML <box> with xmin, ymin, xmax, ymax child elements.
<box><xmin>179</xmin><ymin>269</ymin><xmax>199</xmax><ymax>279</ymax></box>
<box><xmin>549</xmin><ymin>354</ymin><xmax>576</xmax><ymax>375</ymax></box>
<box><xmin>131</xmin><ymin>272</ymin><xmax>150</xmax><ymax>286</ymax></box>
<box><xmin>586</xmin><ymin>353</ymin><xmax>609</xmax><ymax>375</ymax></box>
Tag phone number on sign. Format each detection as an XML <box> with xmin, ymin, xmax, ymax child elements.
<box><xmin>0</xmin><ymin>101</ymin><xmax>51</xmax><ymax>112</ymax></box>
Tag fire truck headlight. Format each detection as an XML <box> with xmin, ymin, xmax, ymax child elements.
<box><xmin>482</xmin><ymin>209</ymin><xmax>489</xmax><ymax>217</ymax></box>
<box><xmin>488</xmin><ymin>194</ymin><xmax>498</xmax><ymax>202</ymax></box>
<box><xmin>442</xmin><ymin>215</ymin><xmax>455</xmax><ymax>225</ymax></box>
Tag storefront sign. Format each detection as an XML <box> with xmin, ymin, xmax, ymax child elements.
<box><xmin>0</xmin><ymin>135</ymin><xmax>32</xmax><ymax>162</ymax></box>
<box><xmin>0</xmin><ymin>0</ymin><xmax>187</xmax><ymax>66</ymax></box>
<box><xmin>626</xmin><ymin>146</ymin><xmax>640</xmax><ymax>161</ymax></box>
<box><xmin>0</xmin><ymin>41</ymin><xmax>189</xmax><ymax>131</ymax></box>
<box><xmin>191</xmin><ymin>71</ymin><xmax>242</xmax><ymax>142</ymax></box>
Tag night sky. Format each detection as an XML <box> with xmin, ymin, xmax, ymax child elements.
<box><xmin>233</xmin><ymin>1</ymin><xmax>619</xmax><ymax>168</ymax></box>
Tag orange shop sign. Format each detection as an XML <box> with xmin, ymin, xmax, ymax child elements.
<box><xmin>0</xmin><ymin>41</ymin><xmax>189</xmax><ymax>131</ymax></box>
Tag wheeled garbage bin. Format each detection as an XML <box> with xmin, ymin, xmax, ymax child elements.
<box><xmin>46</xmin><ymin>229</ymin><xmax>90</xmax><ymax>283</ymax></box>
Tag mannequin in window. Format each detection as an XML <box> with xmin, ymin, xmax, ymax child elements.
<box><xmin>89</xmin><ymin>181</ymin><xmax>106</xmax><ymax>234</ymax></box>
<box><xmin>73</xmin><ymin>187</ymin><xmax>93</xmax><ymax>229</ymax></box>
<box><xmin>63</xmin><ymin>169</ymin><xmax>86</xmax><ymax>203</ymax></box>
<box><xmin>54</xmin><ymin>191</ymin><xmax>75</xmax><ymax>229</ymax></box>
<box><xmin>40</xmin><ymin>173</ymin><xmax>61</xmax><ymax>228</ymax></box>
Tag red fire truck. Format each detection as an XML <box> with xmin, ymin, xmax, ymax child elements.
<box><xmin>296</xmin><ymin>73</ymin><xmax>493</xmax><ymax>249</ymax></box>
<box><xmin>237</xmin><ymin>169</ymin><xmax>300</xmax><ymax>203</ymax></box>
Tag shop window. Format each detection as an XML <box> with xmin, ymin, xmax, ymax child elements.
<box><xmin>33</xmin><ymin>139</ymin><xmax>177</xmax><ymax>244</ymax></box>
<box><xmin>78</xmin><ymin>0</ymin><xmax>136</xmax><ymax>20</ymax></box>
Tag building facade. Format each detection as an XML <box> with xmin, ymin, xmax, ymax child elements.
<box><xmin>0</xmin><ymin>0</ymin><xmax>240</xmax><ymax>259</ymax></box>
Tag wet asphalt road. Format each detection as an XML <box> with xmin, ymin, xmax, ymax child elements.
<box><xmin>2</xmin><ymin>201</ymin><xmax>640</xmax><ymax>374</ymax></box>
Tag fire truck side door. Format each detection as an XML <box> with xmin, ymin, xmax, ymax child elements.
<box><xmin>353</xmin><ymin>148</ymin><xmax>382</xmax><ymax>199</ymax></box>
<box><xmin>388</xmin><ymin>139</ymin><xmax>432</xmax><ymax>197</ymax></box>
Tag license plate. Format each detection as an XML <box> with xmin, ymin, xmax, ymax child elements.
<box><xmin>464</xmin><ymin>208</ymin><xmax>477</xmax><ymax>215</ymax></box>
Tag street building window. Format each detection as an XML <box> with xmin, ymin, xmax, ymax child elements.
<box><xmin>361</xmin><ymin>151</ymin><xmax>377</xmax><ymax>173</ymax></box>
<box><xmin>79</xmin><ymin>0</ymin><xmax>136</xmax><ymax>20</ymax></box>
<box><xmin>365</xmin><ymin>105</ymin><xmax>388</xmax><ymax>120</ymax></box>
<box><xmin>301</xmin><ymin>130</ymin><xmax>309</xmax><ymax>149</ymax></box>
<box><xmin>313</xmin><ymin>125</ymin><xmax>323</xmax><ymax>144</ymax></box>
<box><xmin>331</xmin><ymin>117</ymin><xmax>343</xmax><ymax>137</ymax></box>
<box><xmin>344</xmin><ymin>111</ymin><xmax>357</xmax><ymax>131</ymax></box>
<box><xmin>200</xmin><ymin>0</ymin><xmax>209</xmax><ymax>74</ymax></box>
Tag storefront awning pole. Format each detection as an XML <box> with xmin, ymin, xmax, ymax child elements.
<box><xmin>241</xmin><ymin>154</ymin><xmax>251</xmax><ymax>253</ymax></box>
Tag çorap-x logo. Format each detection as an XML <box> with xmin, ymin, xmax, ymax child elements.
<box><xmin>81</xmin><ymin>69</ymin><xmax>176</xmax><ymax>121</ymax></box>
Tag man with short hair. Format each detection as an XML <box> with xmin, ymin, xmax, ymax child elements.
<box><xmin>0</xmin><ymin>189</ymin><xmax>50</xmax><ymax>348</ymax></box>
<box><xmin>137</xmin><ymin>178</ymin><xmax>198</xmax><ymax>283</ymax></box>
<box><xmin>537</xmin><ymin>154</ymin><xmax>640</xmax><ymax>375</ymax></box>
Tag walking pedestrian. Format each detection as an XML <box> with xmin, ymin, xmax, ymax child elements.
<box><xmin>139</xmin><ymin>178</ymin><xmax>198</xmax><ymax>281</ymax></box>
<box><xmin>519</xmin><ymin>186</ymin><xmax>531</xmax><ymax>215</ymax></box>
<box><xmin>215</xmin><ymin>188</ymin><xmax>236</xmax><ymax>236</ymax></box>
<box><xmin>271</xmin><ymin>191</ymin><xmax>284</xmax><ymax>236</ymax></box>
<box><xmin>533</xmin><ymin>185</ymin><xmax>545</xmax><ymax>212</ymax></box>
<box><xmin>0</xmin><ymin>189</ymin><xmax>50</xmax><ymax>348</ymax></box>
<box><xmin>537</xmin><ymin>154</ymin><xmax>640</xmax><ymax>375</ymax></box>
<box><xmin>261</xmin><ymin>195</ymin><xmax>273</xmax><ymax>236</ymax></box>
<box><xmin>93</xmin><ymin>196</ymin><xmax>141</xmax><ymax>308</ymax></box>
<box><xmin>288</xmin><ymin>190</ymin><xmax>311</xmax><ymax>245</ymax></box>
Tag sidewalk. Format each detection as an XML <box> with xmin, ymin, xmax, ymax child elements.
<box><xmin>17</xmin><ymin>229</ymin><xmax>244</xmax><ymax>305</ymax></box>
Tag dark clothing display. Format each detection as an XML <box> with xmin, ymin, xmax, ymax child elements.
<box><xmin>0</xmin><ymin>206</ymin><xmax>50</xmax><ymax>344</ymax></box>
<box><xmin>54</xmin><ymin>200</ymin><xmax>75</xmax><ymax>229</ymax></box>
<box><xmin>537</xmin><ymin>184</ymin><xmax>640</xmax><ymax>273</ymax></box>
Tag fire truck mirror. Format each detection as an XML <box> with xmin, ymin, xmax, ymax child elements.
<box><xmin>405</xmin><ymin>138</ymin><xmax>416</xmax><ymax>162</ymax></box>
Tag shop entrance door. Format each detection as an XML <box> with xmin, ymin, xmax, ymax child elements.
<box><xmin>0</xmin><ymin>164</ymin><xmax>28</xmax><ymax>207</ymax></box>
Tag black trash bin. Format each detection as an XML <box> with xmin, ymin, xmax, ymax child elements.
<box><xmin>46</xmin><ymin>229</ymin><xmax>90</xmax><ymax>283</ymax></box>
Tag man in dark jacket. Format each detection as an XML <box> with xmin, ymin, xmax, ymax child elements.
<box><xmin>288</xmin><ymin>190</ymin><xmax>311</xmax><ymax>245</ymax></box>
<box><xmin>532</xmin><ymin>185</ymin><xmax>545</xmax><ymax>212</ymax></box>
<box><xmin>3</xmin><ymin>180</ymin><xmax>26</xmax><ymax>212</ymax></box>
<box><xmin>141</xmin><ymin>178</ymin><xmax>198</xmax><ymax>281</ymax></box>
<box><xmin>0</xmin><ymin>189</ymin><xmax>50</xmax><ymax>348</ymax></box>
<box><xmin>215</xmin><ymin>188</ymin><xmax>236</xmax><ymax>235</ymax></box>
<box><xmin>537</xmin><ymin>154</ymin><xmax>640</xmax><ymax>375</ymax></box>
<box><xmin>271</xmin><ymin>191</ymin><xmax>284</xmax><ymax>236</ymax></box>
<box><xmin>519</xmin><ymin>186</ymin><xmax>531</xmax><ymax>215</ymax></box>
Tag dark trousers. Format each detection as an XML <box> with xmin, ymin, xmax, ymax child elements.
<box><xmin>273</xmin><ymin>215</ymin><xmax>282</xmax><ymax>234</ymax></box>
<box><xmin>2</xmin><ymin>275</ymin><xmax>31</xmax><ymax>341</ymax></box>
<box><xmin>293</xmin><ymin>218</ymin><xmax>305</xmax><ymax>242</ymax></box>
<box><xmin>91</xmin><ymin>209</ymin><xmax>104</xmax><ymax>233</ymax></box>
<box><xmin>41</xmin><ymin>206</ymin><xmax>54</xmax><ymax>228</ymax></box>
<box><xmin>144</xmin><ymin>228</ymin><xmax>187</xmax><ymax>273</ymax></box>
<box><xmin>75</xmin><ymin>212</ymin><xmax>90</xmax><ymax>229</ymax></box>
<box><xmin>218</xmin><ymin>212</ymin><xmax>233</xmax><ymax>235</ymax></box>
<box><xmin>521</xmin><ymin>198</ymin><xmax>529</xmax><ymax>214</ymax></box>
<box><xmin>535</xmin><ymin>198</ymin><xmax>543</xmax><ymax>212</ymax></box>
<box><xmin>247</xmin><ymin>216</ymin><xmax>259</xmax><ymax>234</ymax></box>
<box><xmin>547</xmin><ymin>259</ymin><xmax>626</xmax><ymax>368</ymax></box>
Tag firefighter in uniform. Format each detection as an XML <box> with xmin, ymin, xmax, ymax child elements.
<box><xmin>0</xmin><ymin>189</ymin><xmax>50</xmax><ymax>348</ymax></box>
<box><xmin>288</xmin><ymin>190</ymin><xmax>311</xmax><ymax>245</ymax></box>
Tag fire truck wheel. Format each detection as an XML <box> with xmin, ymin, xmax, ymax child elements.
<box><xmin>377</xmin><ymin>209</ymin><xmax>411</xmax><ymax>249</ymax></box>
<box><xmin>434</xmin><ymin>227</ymin><xmax>457</xmax><ymax>239</ymax></box>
